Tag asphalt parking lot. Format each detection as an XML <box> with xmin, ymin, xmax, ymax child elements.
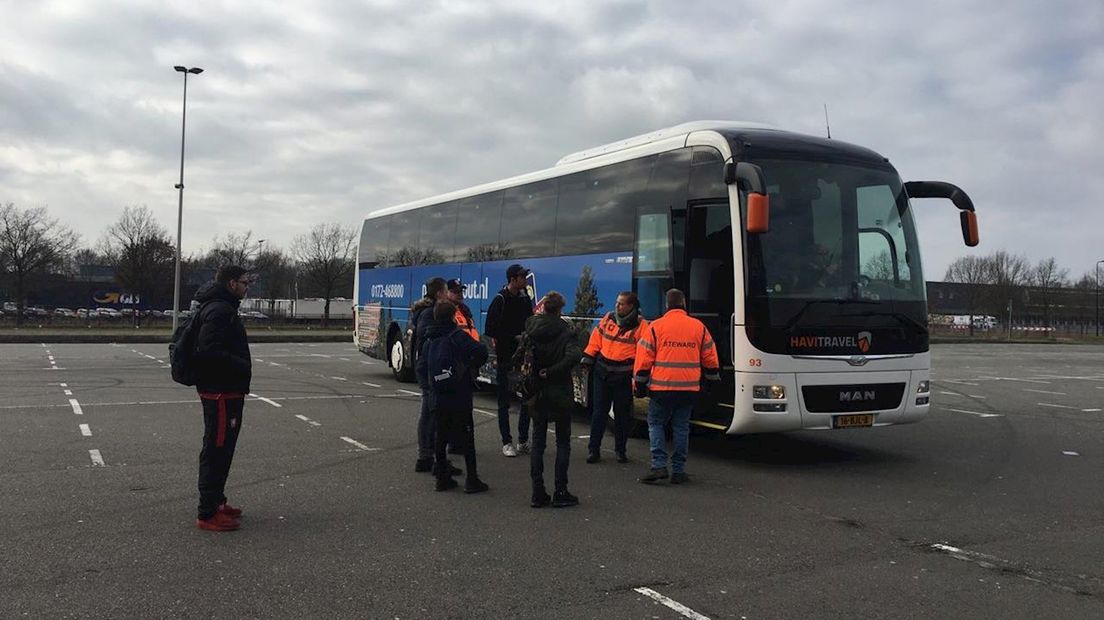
<box><xmin>2</xmin><ymin>342</ymin><xmax>1103</xmax><ymax>619</ymax></box>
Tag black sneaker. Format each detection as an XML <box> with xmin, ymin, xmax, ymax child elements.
<box><xmin>435</xmin><ymin>478</ymin><xmax>458</xmax><ymax>492</ymax></box>
<box><xmin>414</xmin><ymin>458</ymin><xmax>433</xmax><ymax>473</ymax></box>
<box><xmin>464</xmin><ymin>478</ymin><xmax>489</xmax><ymax>494</ymax></box>
<box><xmin>640</xmin><ymin>468</ymin><xmax>668</xmax><ymax>484</ymax></box>
<box><xmin>616</xmin><ymin>452</ymin><xmax>628</xmax><ymax>464</ymax></box>
<box><xmin>530</xmin><ymin>490</ymin><xmax>552</xmax><ymax>508</ymax></box>
<box><xmin>552</xmin><ymin>490</ymin><xmax>579</xmax><ymax>507</ymax></box>
<box><xmin>585</xmin><ymin>452</ymin><xmax>601</xmax><ymax>464</ymax></box>
<box><xmin>670</xmin><ymin>472</ymin><xmax>689</xmax><ymax>485</ymax></box>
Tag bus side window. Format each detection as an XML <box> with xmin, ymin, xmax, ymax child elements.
<box><xmin>455</xmin><ymin>191</ymin><xmax>504</xmax><ymax>263</ymax></box>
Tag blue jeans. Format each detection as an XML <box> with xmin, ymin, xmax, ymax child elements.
<box><xmin>496</xmin><ymin>359</ymin><xmax>530</xmax><ymax>445</ymax></box>
<box><xmin>647</xmin><ymin>392</ymin><xmax>696</xmax><ymax>474</ymax></box>
<box><xmin>588</xmin><ymin>370</ymin><xmax>633</xmax><ymax>455</ymax></box>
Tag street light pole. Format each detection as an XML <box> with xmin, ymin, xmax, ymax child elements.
<box><xmin>1096</xmin><ymin>260</ymin><xmax>1103</xmax><ymax>337</ymax></box>
<box><xmin>172</xmin><ymin>65</ymin><xmax>203</xmax><ymax>334</ymax></box>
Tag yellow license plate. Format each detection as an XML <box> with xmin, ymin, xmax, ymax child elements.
<box><xmin>833</xmin><ymin>414</ymin><xmax>874</xmax><ymax>428</ymax></box>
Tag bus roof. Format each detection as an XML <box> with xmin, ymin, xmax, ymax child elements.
<box><xmin>365</xmin><ymin>121</ymin><xmax>888</xmax><ymax>221</ymax></box>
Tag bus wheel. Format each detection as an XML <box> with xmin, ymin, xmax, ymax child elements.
<box><xmin>388</xmin><ymin>332</ymin><xmax>415</xmax><ymax>382</ymax></box>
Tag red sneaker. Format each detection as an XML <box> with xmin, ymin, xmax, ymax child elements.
<box><xmin>218</xmin><ymin>502</ymin><xmax>243</xmax><ymax>518</ymax></box>
<box><xmin>196</xmin><ymin>512</ymin><xmax>240</xmax><ymax>532</ymax></box>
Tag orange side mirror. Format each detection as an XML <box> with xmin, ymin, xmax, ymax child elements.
<box><xmin>960</xmin><ymin>210</ymin><xmax>979</xmax><ymax>247</ymax></box>
<box><xmin>746</xmin><ymin>193</ymin><xmax>770</xmax><ymax>233</ymax></box>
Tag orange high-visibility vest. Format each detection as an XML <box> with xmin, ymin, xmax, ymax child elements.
<box><xmin>584</xmin><ymin>312</ymin><xmax>649</xmax><ymax>372</ymax></box>
<box><xmin>634</xmin><ymin>309</ymin><xmax>720</xmax><ymax>392</ymax></box>
<box><xmin>455</xmin><ymin>307</ymin><xmax>479</xmax><ymax>342</ymax></box>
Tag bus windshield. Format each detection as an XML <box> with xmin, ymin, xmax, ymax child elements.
<box><xmin>743</xmin><ymin>157</ymin><xmax>928</xmax><ymax>354</ymax></box>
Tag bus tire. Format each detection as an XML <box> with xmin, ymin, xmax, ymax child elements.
<box><xmin>388</xmin><ymin>329</ymin><xmax>415</xmax><ymax>383</ymax></box>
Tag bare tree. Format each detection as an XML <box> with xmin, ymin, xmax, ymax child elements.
<box><xmin>206</xmin><ymin>230</ymin><xmax>266</xmax><ymax>270</ymax></box>
<box><xmin>944</xmin><ymin>254</ymin><xmax>988</xmax><ymax>336</ymax></box>
<box><xmin>252</xmin><ymin>247</ymin><xmax>297</xmax><ymax>317</ymax></box>
<box><xmin>1030</xmin><ymin>257</ymin><xmax>1068</xmax><ymax>329</ymax></box>
<box><xmin>0</xmin><ymin>203</ymin><xmax>79</xmax><ymax>326</ymax></box>
<box><xmin>292</xmin><ymin>223</ymin><xmax>356</xmax><ymax>327</ymax></box>
<box><xmin>984</xmin><ymin>250</ymin><xmax>1029</xmax><ymax>326</ymax></box>
<box><xmin>100</xmin><ymin>205</ymin><xmax>175</xmax><ymax>325</ymax></box>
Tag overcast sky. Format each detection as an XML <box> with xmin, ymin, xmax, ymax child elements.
<box><xmin>2</xmin><ymin>0</ymin><xmax>1101</xmax><ymax>280</ymax></box>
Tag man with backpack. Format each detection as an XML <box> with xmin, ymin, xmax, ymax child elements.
<box><xmin>417</xmin><ymin>300</ymin><xmax>490</xmax><ymax>493</ymax></box>
<box><xmin>484</xmin><ymin>264</ymin><xmax>534</xmax><ymax>457</ymax></box>
<box><xmin>411</xmin><ymin>277</ymin><xmax>457</xmax><ymax>475</ymax></box>
<box><xmin>518</xmin><ymin>291</ymin><xmax>581</xmax><ymax>508</ymax></box>
<box><xmin>191</xmin><ymin>265</ymin><xmax>252</xmax><ymax>531</ymax></box>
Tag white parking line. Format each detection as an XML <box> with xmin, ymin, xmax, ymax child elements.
<box><xmin>248</xmin><ymin>393</ymin><xmax>283</xmax><ymax>408</ymax></box>
<box><xmin>1082</xmin><ymin>408</ymin><xmax>1101</xmax><ymax>412</ymax></box>
<box><xmin>1037</xmin><ymin>403</ymin><xmax>1078</xmax><ymax>410</ymax></box>
<box><xmin>64</xmin><ymin>389</ymin><xmax>73</xmax><ymax>396</ymax></box>
<box><xmin>88</xmin><ymin>449</ymin><xmax>105</xmax><ymax>467</ymax></box>
<box><xmin>295</xmin><ymin>414</ymin><xmax>322</xmax><ymax>426</ymax></box>
<box><xmin>1024</xmin><ymin>388</ymin><xmax>1066</xmax><ymax>396</ymax></box>
<box><xmin>362</xmin><ymin>382</ymin><xmax>381</xmax><ymax>388</ymax></box>
<box><xmin>79</xmin><ymin>424</ymin><xmax>92</xmax><ymax>437</ymax></box>
<box><xmin>331</xmin><ymin>376</ymin><xmax>348</xmax><ymax>381</ymax></box>
<box><xmin>948</xmin><ymin>408</ymin><xmax>1002</xmax><ymax>418</ymax></box>
<box><xmin>69</xmin><ymin>399</ymin><xmax>83</xmax><ymax>415</ymax></box>
<box><xmin>943</xmin><ymin>380</ymin><xmax>980</xmax><ymax>386</ymax></box>
<box><xmin>634</xmin><ymin>587</ymin><xmax>711</xmax><ymax>620</ymax></box>
<box><xmin>340</xmin><ymin>436</ymin><xmax>377</xmax><ymax>451</ymax></box>
<box><xmin>397</xmin><ymin>389</ymin><xmax>420</xmax><ymax>396</ymax></box>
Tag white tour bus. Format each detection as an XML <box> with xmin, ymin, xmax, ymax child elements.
<box><xmin>354</xmin><ymin>121</ymin><xmax>978</xmax><ymax>433</ymax></box>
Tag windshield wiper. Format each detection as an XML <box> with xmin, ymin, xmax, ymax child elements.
<box><xmin>841</xmin><ymin>311</ymin><xmax>929</xmax><ymax>335</ymax></box>
<box><xmin>782</xmin><ymin>299</ymin><xmax>877</xmax><ymax>332</ymax></box>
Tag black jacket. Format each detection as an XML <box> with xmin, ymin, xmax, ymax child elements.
<box><xmin>193</xmin><ymin>282</ymin><xmax>251</xmax><ymax>393</ymax></box>
<box><xmin>521</xmin><ymin>313</ymin><xmax>581</xmax><ymax>412</ymax></box>
<box><xmin>485</xmin><ymin>286</ymin><xmax>533</xmax><ymax>357</ymax></box>
<box><xmin>411</xmin><ymin>297</ymin><xmax>438</xmax><ymax>386</ymax></box>
<box><xmin>416</xmin><ymin>320</ymin><xmax>489</xmax><ymax>411</ymax></box>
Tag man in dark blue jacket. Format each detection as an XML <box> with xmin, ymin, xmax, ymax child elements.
<box><xmin>417</xmin><ymin>300</ymin><xmax>490</xmax><ymax>493</ymax></box>
<box><xmin>192</xmin><ymin>265</ymin><xmax>252</xmax><ymax>532</ymax></box>
<box><xmin>484</xmin><ymin>264</ymin><xmax>533</xmax><ymax>457</ymax></box>
<box><xmin>411</xmin><ymin>277</ymin><xmax>453</xmax><ymax>474</ymax></box>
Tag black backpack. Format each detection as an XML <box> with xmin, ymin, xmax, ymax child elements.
<box><xmin>425</xmin><ymin>334</ymin><xmax>466</xmax><ymax>394</ymax></box>
<box><xmin>168</xmin><ymin>308</ymin><xmax>204</xmax><ymax>386</ymax></box>
<box><xmin>509</xmin><ymin>332</ymin><xmax>541</xmax><ymax>405</ymax></box>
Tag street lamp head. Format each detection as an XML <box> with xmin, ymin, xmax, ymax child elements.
<box><xmin>174</xmin><ymin>66</ymin><xmax>187</xmax><ymax>72</ymax></box>
<box><xmin>189</xmin><ymin>67</ymin><xmax>204</xmax><ymax>74</ymax></box>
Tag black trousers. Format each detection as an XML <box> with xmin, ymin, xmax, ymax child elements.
<box><xmin>197</xmin><ymin>393</ymin><xmax>244</xmax><ymax>519</ymax></box>
<box><xmin>434</xmin><ymin>407</ymin><xmax>477</xmax><ymax>481</ymax></box>
<box><xmin>530</xmin><ymin>406</ymin><xmax>571</xmax><ymax>492</ymax></box>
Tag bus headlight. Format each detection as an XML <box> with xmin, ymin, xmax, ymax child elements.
<box><xmin>753</xmin><ymin>385</ymin><xmax>785</xmax><ymax>399</ymax></box>
<box><xmin>917</xmin><ymin>380</ymin><xmax>930</xmax><ymax>394</ymax></box>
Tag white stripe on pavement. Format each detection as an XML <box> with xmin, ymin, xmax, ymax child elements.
<box><xmin>1037</xmin><ymin>403</ymin><xmax>1078</xmax><ymax>410</ymax></box>
<box><xmin>64</xmin><ymin>389</ymin><xmax>73</xmax><ymax>396</ymax></box>
<box><xmin>948</xmin><ymin>408</ymin><xmax>1002</xmax><ymax>418</ymax></box>
<box><xmin>295</xmin><ymin>414</ymin><xmax>321</xmax><ymax>426</ymax></box>
<box><xmin>362</xmin><ymin>382</ymin><xmax>381</xmax><ymax>388</ymax></box>
<box><xmin>1023</xmin><ymin>388</ymin><xmax>1066</xmax><ymax>395</ymax></box>
<box><xmin>340</xmin><ymin>436</ymin><xmax>377</xmax><ymax>451</ymax></box>
<box><xmin>397</xmin><ymin>389</ymin><xmax>420</xmax><ymax>396</ymax></box>
<box><xmin>633</xmin><ymin>587</ymin><xmax>712</xmax><ymax>620</ymax></box>
<box><xmin>89</xmin><ymin>449</ymin><xmax>105</xmax><ymax>466</ymax></box>
<box><xmin>69</xmin><ymin>399</ymin><xmax>83</xmax><ymax>415</ymax></box>
<box><xmin>79</xmin><ymin>424</ymin><xmax>92</xmax><ymax>437</ymax></box>
<box><xmin>248</xmin><ymin>393</ymin><xmax>283</xmax><ymax>408</ymax></box>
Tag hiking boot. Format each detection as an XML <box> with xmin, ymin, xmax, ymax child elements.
<box><xmin>516</xmin><ymin>441</ymin><xmax>530</xmax><ymax>455</ymax></box>
<box><xmin>530</xmin><ymin>489</ymin><xmax>552</xmax><ymax>508</ymax></box>
<box><xmin>196</xmin><ymin>512</ymin><xmax>240</xmax><ymax>532</ymax></box>
<box><xmin>586</xmin><ymin>452</ymin><xmax>601</xmax><ymax>464</ymax></box>
<box><xmin>217</xmin><ymin>501</ymin><xmax>243</xmax><ymax>518</ymax></box>
<box><xmin>616</xmin><ymin>452</ymin><xmax>628</xmax><ymax>464</ymax></box>
<box><xmin>640</xmin><ymin>467</ymin><xmax>669</xmax><ymax>484</ymax></box>
<box><xmin>670</xmin><ymin>472</ymin><xmax>690</xmax><ymax>485</ymax></box>
<box><xmin>552</xmin><ymin>489</ymin><xmax>579</xmax><ymax>507</ymax></box>
<box><xmin>502</xmin><ymin>443</ymin><xmax>518</xmax><ymax>457</ymax></box>
<box><xmin>414</xmin><ymin>458</ymin><xmax>434</xmax><ymax>473</ymax></box>
<box><xmin>435</xmin><ymin>477</ymin><xmax>458</xmax><ymax>492</ymax></box>
<box><xmin>464</xmin><ymin>478</ymin><xmax>489</xmax><ymax>494</ymax></box>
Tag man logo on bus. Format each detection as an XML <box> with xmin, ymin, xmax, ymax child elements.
<box><xmin>857</xmin><ymin>331</ymin><xmax>872</xmax><ymax>353</ymax></box>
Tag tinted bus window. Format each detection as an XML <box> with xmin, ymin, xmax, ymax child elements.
<box><xmin>455</xmin><ymin>191</ymin><xmax>504</xmax><ymax>263</ymax></box>
<box><xmin>359</xmin><ymin>216</ymin><xmax>390</xmax><ymax>269</ymax></box>
<box><xmin>689</xmin><ymin>146</ymin><xmax>727</xmax><ymax>200</ymax></box>
<box><xmin>555</xmin><ymin>159</ymin><xmax>650</xmax><ymax>256</ymax></box>
<box><xmin>501</xmin><ymin>180</ymin><xmax>557</xmax><ymax>259</ymax></box>
<box><xmin>418</xmin><ymin>201</ymin><xmax>458</xmax><ymax>265</ymax></box>
<box><xmin>387</xmin><ymin>209</ymin><xmax>423</xmax><ymax>266</ymax></box>
<box><xmin>649</xmin><ymin>148</ymin><xmax>691</xmax><ymax>209</ymax></box>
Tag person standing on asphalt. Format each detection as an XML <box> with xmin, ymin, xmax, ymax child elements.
<box><xmin>581</xmin><ymin>291</ymin><xmax>648</xmax><ymax>464</ymax></box>
<box><xmin>484</xmin><ymin>264</ymin><xmax>533</xmax><ymax>458</ymax></box>
<box><xmin>520</xmin><ymin>292</ymin><xmax>582</xmax><ymax>508</ymax></box>
<box><xmin>633</xmin><ymin>289</ymin><xmax>720</xmax><ymax>485</ymax></box>
<box><xmin>417</xmin><ymin>299</ymin><xmax>490</xmax><ymax>493</ymax></box>
<box><xmin>446</xmin><ymin>278</ymin><xmax>479</xmax><ymax>342</ymax></box>
<box><xmin>192</xmin><ymin>265</ymin><xmax>252</xmax><ymax>532</ymax></box>
<box><xmin>412</xmin><ymin>277</ymin><xmax>459</xmax><ymax>476</ymax></box>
